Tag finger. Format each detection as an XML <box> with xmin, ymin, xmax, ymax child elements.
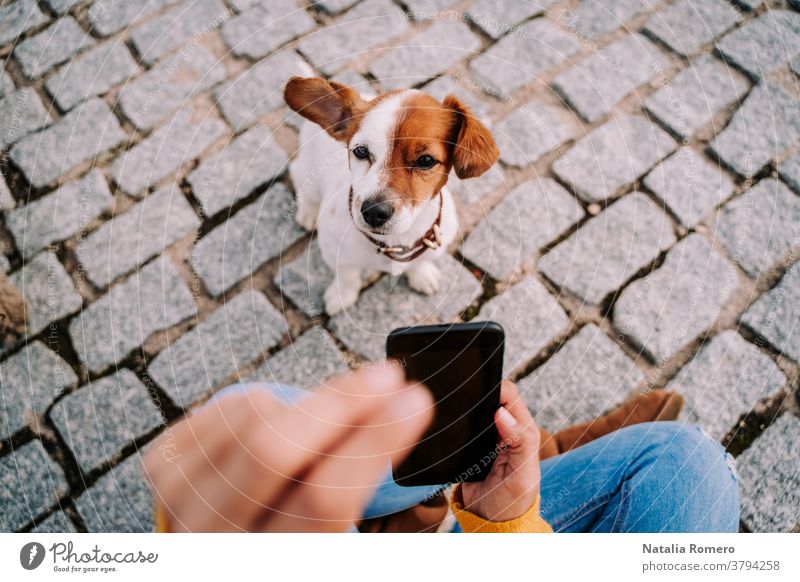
<box><xmin>218</xmin><ymin>365</ymin><xmax>415</xmax><ymax>518</ymax></box>
<box><xmin>145</xmin><ymin>391</ymin><xmax>281</xmax><ymax>501</ymax></box>
<box><xmin>144</xmin><ymin>390</ymin><xmax>286</xmax><ymax>532</ymax></box>
<box><xmin>263</xmin><ymin>385</ymin><xmax>434</xmax><ymax>531</ymax></box>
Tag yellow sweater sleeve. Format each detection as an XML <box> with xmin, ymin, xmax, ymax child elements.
<box><xmin>450</xmin><ymin>484</ymin><xmax>553</xmax><ymax>533</ymax></box>
<box><xmin>154</xmin><ymin>503</ymin><xmax>171</xmax><ymax>533</ymax></box>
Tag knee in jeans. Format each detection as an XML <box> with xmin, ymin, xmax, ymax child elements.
<box><xmin>651</xmin><ymin>423</ymin><xmax>738</xmax><ymax>493</ymax></box>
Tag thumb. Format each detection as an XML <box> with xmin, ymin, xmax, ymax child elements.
<box><xmin>495</xmin><ymin>406</ymin><xmax>520</xmax><ymax>447</ymax></box>
<box><xmin>495</xmin><ymin>405</ymin><xmax>539</xmax><ymax>460</ymax></box>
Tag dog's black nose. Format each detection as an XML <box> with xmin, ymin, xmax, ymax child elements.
<box><xmin>361</xmin><ymin>199</ymin><xmax>394</xmax><ymax>228</ymax></box>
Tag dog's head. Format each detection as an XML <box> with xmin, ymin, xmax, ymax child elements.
<box><xmin>285</xmin><ymin>77</ymin><xmax>499</xmax><ymax>235</ymax></box>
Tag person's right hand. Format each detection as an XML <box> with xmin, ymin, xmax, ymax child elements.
<box><xmin>143</xmin><ymin>364</ymin><xmax>433</xmax><ymax>532</ymax></box>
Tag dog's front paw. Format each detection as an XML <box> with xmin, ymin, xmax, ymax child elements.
<box><xmin>406</xmin><ymin>262</ymin><xmax>441</xmax><ymax>295</ymax></box>
<box><xmin>296</xmin><ymin>200</ymin><xmax>319</xmax><ymax>231</ymax></box>
<box><xmin>323</xmin><ymin>281</ymin><xmax>360</xmax><ymax>315</ymax></box>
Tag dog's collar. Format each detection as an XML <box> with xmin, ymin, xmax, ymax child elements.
<box><xmin>348</xmin><ymin>189</ymin><xmax>444</xmax><ymax>263</ymax></box>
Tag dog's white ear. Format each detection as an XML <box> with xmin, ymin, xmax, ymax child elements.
<box><xmin>284</xmin><ymin>77</ymin><xmax>365</xmax><ymax>142</ymax></box>
<box><xmin>443</xmin><ymin>95</ymin><xmax>499</xmax><ymax>179</ymax></box>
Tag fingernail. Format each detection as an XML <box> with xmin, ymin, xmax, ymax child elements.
<box><xmin>498</xmin><ymin>406</ymin><xmax>517</xmax><ymax>427</ymax></box>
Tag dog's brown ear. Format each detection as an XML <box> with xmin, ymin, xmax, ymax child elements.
<box><xmin>284</xmin><ymin>76</ymin><xmax>365</xmax><ymax>142</ymax></box>
<box><xmin>443</xmin><ymin>95</ymin><xmax>499</xmax><ymax>179</ymax></box>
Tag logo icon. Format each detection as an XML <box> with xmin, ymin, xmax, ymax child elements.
<box><xmin>20</xmin><ymin>542</ymin><xmax>46</xmax><ymax>570</ymax></box>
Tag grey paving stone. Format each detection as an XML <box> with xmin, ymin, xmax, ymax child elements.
<box><xmin>76</xmin><ymin>453</ymin><xmax>155</xmax><ymax>533</ymax></box>
<box><xmin>0</xmin><ymin>255</ymin><xmax>9</xmax><ymax>273</ymax></box>
<box><xmin>791</xmin><ymin>53</ymin><xmax>800</xmax><ymax>78</ymax></box>
<box><xmin>643</xmin><ymin>0</ymin><xmax>738</xmax><ymax>57</ymax></box>
<box><xmin>567</xmin><ymin>0</ymin><xmax>652</xmax><ymax>40</ymax></box>
<box><xmin>401</xmin><ymin>0</ymin><xmax>454</xmax><ymax>14</ymax></box>
<box><xmin>644</xmin><ymin>55</ymin><xmax>749</xmax><ymax>140</ymax></box>
<box><xmin>462</xmin><ymin>177</ymin><xmax>584</xmax><ymax>281</ymax></box>
<box><xmin>0</xmin><ymin>175</ymin><xmax>14</xmax><ymax>211</ymax></box>
<box><xmin>88</xmin><ymin>0</ymin><xmax>178</xmax><ymax>37</ymax></box>
<box><xmin>493</xmin><ymin>100</ymin><xmax>577</xmax><ymax>167</ymax></box>
<box><xmin>6</xmin><ymin>170</ymin><xmax>112</xmax><ymax>259</ymax></box>
<box><xmin>710</xmin><ymin>82</ymin><xmax>800</xmax><ymax>178</ymax></box>
<box><xmin>311</xmin><ymin>0</ymin><xmax>360</xmax><ymax>15</ymax></box>
<box><xmin>553</xmin><ymin>115</ymin><xmax>677</xmax><ymax>202</ymax></box>
<box><xmin>0</xmin><ymin>440</ymin><xmax>67</xmax><ymax>532</ymax></box>
<box><xmin>716</xmin><ymin>10</ymin><xmax>800</xmax><ymax>80</ymax></box>
<box><xmin>9</xmin><ymin>251</ymin><xmax>82</xmax><ymax>337</ymax></box>
<box><xmin>0</xmin><ymin>60</ymin><xmax>14</xmax><ymax>100</ymax></box>
<box><xmin>298</xmin><ymin>0</ymin><xmax>410</xmax><ymax>75</ymax></box>
<box><xmin>422</xmin><ymin>75</ymin><xmax>491</xmax><ymax>121</ymax></box>
<box><xmin>0</xmin><ymin>0</ymin><xmax>49</xmax><ymax>47</ymax></box>
<box><xmin>518</xmin><ymin>324</ymin><xmax>644</xmax><ymax>431</ymax></box>
<box><xmin>643</xmin><ymin>147</ymin><xmax>735</xmax><ymax>228</ymax></box>
<box><xmin>110</xmin><ymin>108</ymin><xmax>227</xmax><ymax>196</ymax></box>
<box><xmin>120</xmin><ymin>46</ymin><xmax>226</xmax><ymax>131</ymax></box>
<box><xmin>467</xmin><ymin>0</ymin><xmax>556</xmax><ymax>39</ymax></box>
<box><xmin>50</xmin><ymin>370</ymin><xmax>163</xmax><ymax>473</ymax></box>
<box><xmin>187</xmin><ymin>125</ymin><xmax>288</xmax><ymax>216</ymax></box>
<box><xmin>69</xmin><ymin>256</ymin><xmax>197</xmax><ymax>374</ymax></box>
<box><xmin>244</xmin><ymin>327</ymin><xmax>349</xmax><ymax>390</ymax></box>
<box><xmin>10</xmin><ymin>99</ymin><xmax>126</xmax><ymax>189</ymax></box>
<box><xmin>214</xmin><ymin>49</ymin><xmax>309</xmax><ymax>129</ymax></box>
<box><xmin>32</xmin><ymin>510</ymin><xmax>75</xmax><ymax>532</ymax></box>
<box><xmin>76</xmin><ymin>186</ymin><xmax>200</xmax><ymax>289</ymax></box>
<box><xmin>44</xmin><ymin>0</ymin><xmax>81</xmax><ymax>14</ymax></box>
<box><xmin>713</xmin><ymin>179</ymin><xmax>800</xmax><ymax>278</ymax></box>
<box><xmin>470</xmin><ymin>19</ymin><xmax>581</xmax><ymax>97</ymax></box>
<box><xmin>670</xmin><ymin>330</ymin><xmax>786</xmax><ymax>440</ymax></box>
<box><xmin>0</xmin><ymin>342</ymin><xmax>78</xmax><ymax>439</ymax></box>
<box><xmin>13</xmin><ymin>17</ymin><xmax>92</xmax><ymax>79</ymax></box>
<box><xmin>192</xmin><ymin>184</ymin><xmax>304</xmax><ymax>296</ymax></box>
<box><xmin>0</xmin><ymin>88</ymin><xmax>50</xmax><ymax>149</ymax></box>
<box><xmin>780</xmin><ymin>154</ymin><xmax>800</xmax><ymax>194</ymax></box>
<box><xmin>738</xmin><ymin>414</ymin><xmax>800</xmax><ymax>532</ymax></box>
<box><xmin>131</xmin><ymin>0</ymin><xmax>230</xmax><ymax>65</ymax></box>
<box><xmin>741</xmin><ymin>261</ymin><xmax>800</xmax><ymax>363</ymax></box>
<box><xmin>476</xmin><ymin>276</ymin><xmax>569</xmax><ymax>375</ymax></box>
<box><xmin>221</xmin><ymin>1</ymin><xmax>316</xmax><ymax>60</ymax></box>
<box><xmin>540</xmin><ymin>193</ymin><xmax>676</xmax><ymax>304</ymax></box>
<box><xmin>148</xmin><ymin>290</ymin><xmax>285</xmax><ymax>408</ymax></box>
<box><xmin>274</xmin><ymin>240</ymin><xmax>333</xmax><ymax>317</ymax></box>
<box><xmin>329</xmin><ymin>255</ymin><xmax>482</xmax><ymax>361</ymax></box>
<box><xmin>46</xmin><ymin>40</ymin><xmax>140</xmax><ymax>112</ymax></box>
<box><xmin>551</xmin><ymin>33</ymin><xmax>667</xmax><ymax>123</ymax></box>
<box><xmin>369</xmin><ymin>19</ymin><xmax>481</xmax><ymax>90</ymax></box>
<box><xmin>614</xmin><ymin>234</ymin><xmax>738</xmax><ymax>363</ymax></box>
<box><xmin>448</xmin><ymin>163</ymin><xmax>506</xmax><ymax>206</ymax></box>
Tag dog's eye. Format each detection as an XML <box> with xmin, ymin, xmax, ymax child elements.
<box><xmin>352</xmin><ymin>144</ymin><xmax>370</xmax><ymax>160</ymax></box>
<box><xmin>414</xmin><ymin>154</ymin><xmax>437</xmax><ymax>169</ymax></box>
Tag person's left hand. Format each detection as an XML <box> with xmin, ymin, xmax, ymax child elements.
<box><xmin>460</xmin><ymin>380</ymin><xmax>542</xmax><ymax>521</ymax></box>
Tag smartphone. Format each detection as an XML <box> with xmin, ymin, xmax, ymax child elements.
<box><xmin>386</xmin><ymin>321</ymin><xmax>504</xmax><ymax>487</ymax></box>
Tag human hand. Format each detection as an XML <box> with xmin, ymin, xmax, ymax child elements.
<box><xmin>460</xmin><ymin>380</ymin><xmax>542</xmax><ymax>521</ymax></box>
<box><xmin>143</xmin><ymin>364</ymin><xmax>433</xmax><ymax>532</ymax></box>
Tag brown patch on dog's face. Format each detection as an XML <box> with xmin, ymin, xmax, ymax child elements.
<box><xmin>384</xmin><ymin>92</ymin><xmax>460</xmax><ymax>209</ymax></box>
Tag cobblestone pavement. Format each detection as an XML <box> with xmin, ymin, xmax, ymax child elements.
<box><xmin>0</xmin><ymin>0</ymin><xmax>799</xmax><ymax>533</ymax></box>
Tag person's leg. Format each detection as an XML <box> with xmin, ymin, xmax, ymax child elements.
<box><xmin>538</xmin><ymin>422</ymin><xmax>739</xmax><ymax>533</ymax></box>
<box><xmin>211</xmin><ymin>382</ymin><xmax>444</xmax><ymax>519</ymax></box>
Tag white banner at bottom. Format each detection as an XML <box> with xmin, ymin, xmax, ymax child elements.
<box><xmin>1</xmin><ymin>533</ymin><xmax>798</xmax><ymax>581</ymax></box>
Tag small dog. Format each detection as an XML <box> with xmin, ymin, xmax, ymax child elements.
<box><xmin>285</xmin><ymin>77</ymin><xmax>499</xmax><ymax>315</ymax></box>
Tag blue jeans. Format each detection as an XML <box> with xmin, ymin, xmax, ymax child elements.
<box><xmin>215</xmin><ymin>383</ymin><xmax>740</xmax><ymax>533</ymax></box>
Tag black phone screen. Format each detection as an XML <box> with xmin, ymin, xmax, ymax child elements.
<box><xmin>387</xmin><ymin>322</ymin><xmax>504</xmax><ymax>487</ymax></box>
